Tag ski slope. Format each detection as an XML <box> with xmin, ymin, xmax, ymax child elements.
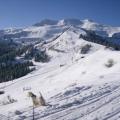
<box><xmin>0</xmin><ymin>19</ymin><xmax>120</xmax><ymax>120</ymax></box>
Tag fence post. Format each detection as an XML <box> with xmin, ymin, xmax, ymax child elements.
<box><xmin>33</xmin><ymin>105</ymin><xmax>35</xmax><ymax>120</ymax></box>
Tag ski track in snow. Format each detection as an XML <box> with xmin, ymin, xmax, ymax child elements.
<box><xmin>2</xmin><ymin>78</ymin><xmax>120</xmax><ymax>120</ymax></box>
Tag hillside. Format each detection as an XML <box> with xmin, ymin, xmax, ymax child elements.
<box><xmin>0</xmin><ymin>19</ymin><xmax>120</xmax><ymax>120</ymax></box>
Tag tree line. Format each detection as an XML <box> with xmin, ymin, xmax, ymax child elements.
<box><xmin>0</xmin><ymin>41</ymin><xmax>34</xmax><ymax>83</ymax></box>
<box><xmin>0</xmin><ymin>40</ymin><xmax>50</xmax><ymax>83</ymax></box>
<box><xmin>79</xmin><ymin>30</ymin><xmax>120</xmax><ymax>50</ymax></box>
<box><xmin>0</xmin><ymin>61</ymin><xmax>34</xmax><ymax>83</ymax></box>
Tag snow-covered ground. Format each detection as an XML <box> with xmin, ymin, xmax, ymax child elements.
<box><xmin>0</xmin><ymin>19</ymin><xmax>120</xmax><ymax>120</ymax></box>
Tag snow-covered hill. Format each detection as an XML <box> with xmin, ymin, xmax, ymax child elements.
<box><xmin>0</xmin><ymin>19</ymin><xmax>120</xmax><ymax>120</ymax></box>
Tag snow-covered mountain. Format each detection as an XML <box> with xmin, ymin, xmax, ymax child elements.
<box><xmin>0</xmin><ymin>19</ymin><xmax>120</xmax><ymax>120</ymax></box>
<box><xmin>1</xmin><ymin>18</ymin><xmax>120</xmax><ymax>41</ymax></box>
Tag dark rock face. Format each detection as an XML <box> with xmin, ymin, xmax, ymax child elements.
<box><xmin>33</xmin><ymin>19</ymin><xmax>58</xmax><ymax>26</ymax></box>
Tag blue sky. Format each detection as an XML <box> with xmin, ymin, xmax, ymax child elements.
<box><xmin>0</xmin><ymin>0</ymin><xmax>119</xmax><ymax>28</ymax></box>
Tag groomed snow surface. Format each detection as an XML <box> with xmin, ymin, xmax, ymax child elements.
<box><xmin>0</xmin><ymin>20</ymin><xmax>120</xmax><ymax>120</ymax></box>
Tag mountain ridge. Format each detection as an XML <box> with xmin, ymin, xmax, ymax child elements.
<box><xmin>1</xmin><ymin>19</ymin><xmax>120</xmax><ymax>39</ymax></box>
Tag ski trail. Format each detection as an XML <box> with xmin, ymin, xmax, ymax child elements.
<box><xmin>10</xmin><ymin>81</ymin><xmax>120</xmax><ymax>120</ymax></box>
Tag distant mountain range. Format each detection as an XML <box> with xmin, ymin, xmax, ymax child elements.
<box><xmin>0</xmin><ymin>19</ymin><xmax>119</xmax><ymax>44</ymax></box>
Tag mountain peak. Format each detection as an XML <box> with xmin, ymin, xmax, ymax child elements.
<box><xmin>58</xmin><ymin>18</ymin><xmax>82</xmax><ymax>26</ymax></box>
<box><xmin>82</xmin><ymin>19</ymin><xmax>95</xmax><ymax>23</ymax></box>
<box><xmin>33</xmin><ymin>18</ymin><xmax>83</xmax><ymax>27</ymax></box>
<box><xmin>33</xmin><ymin>19</ymin><xmax>58</xmax><ymax>26</ymax></box>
